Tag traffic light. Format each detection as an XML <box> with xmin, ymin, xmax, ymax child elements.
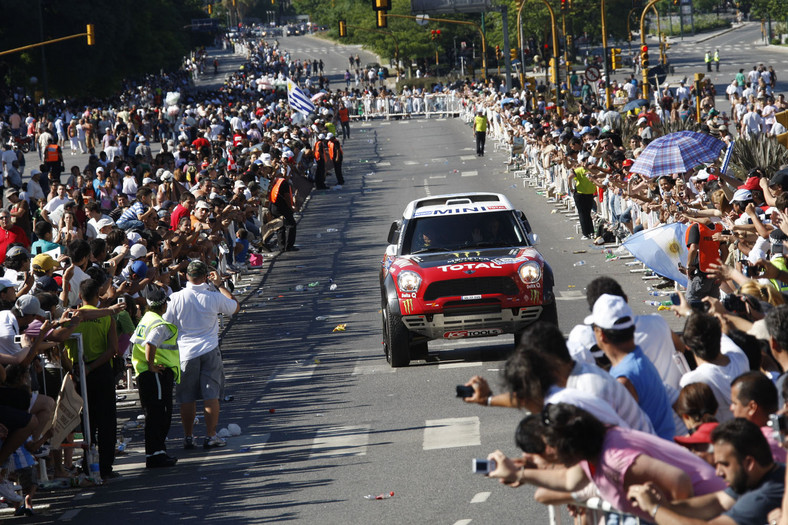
<box><xmin>86</xmin><ymin>24</ymin><xmax>95</xmax><ymax>46</ymax></box>
<box><xmin>510</xmin><ymin>48</ymin><xmax>517</xmax><ymax>61</ymax></box>
<box><xmin>376</xmin><ymin>10</ymin><xmax>387</xmax><ymax>28</ymax></box>
<box><xmin>338</xmin><ymin>20</ymin><xmax>347</xmax><ymax>37</ymax></box>
<box><xmin>672</xmin><ymin>0</ymin><xmax>679</xmax><ymax>5</ymax></box>
<box><xmin>611</xmin><ymin>48</ymin><xmax>622</xmax><ymax>70</ymax></box>
<box><xmin>560</xmin><ymin>0</ymin><xmax>567</xmax><ymax>11</ymax></box>
<box><xmin>207</xmin><ymin>3</ymin><xmax>213</xmax><ymax>14</ymax></box>
<box><xmin>641</xmin><ymin>45</ymin><xmax>649</xmax><ymax>69</ymax></box>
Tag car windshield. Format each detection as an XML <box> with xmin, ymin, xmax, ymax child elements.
<box><xmin>404</xmin><ymin>211</ymin><xmax>527</xmax><ymax>254</ymax></box>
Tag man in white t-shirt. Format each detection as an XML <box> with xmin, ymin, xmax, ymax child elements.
<box><xmin>679</xmin><ymin>312</ymin><xmax>749</xmax><ymax>422</ymax></box>
<box><xmin>164</xmin><ymin>260</ymin><xmax>238</xmax><ymax>450</ymax></box>
<box><xmin>40</xmin><ymin>184</ymin><xmax>71</xmax><ymax>225</ymax></box>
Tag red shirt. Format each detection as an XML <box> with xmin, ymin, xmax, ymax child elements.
<box><xmin>0</xmin><ymin>226</ymin><xmax>30</xmax><ymax>263</ymax></box>
<box><xmin>192</xmin><ymin>137</ymin><xmax>210</xmax><ymax>150</ymax></box>
<box><xmin>170</xmin><ymin>204</ymin><xmax>190</xmax><ymax>230</ymax></box>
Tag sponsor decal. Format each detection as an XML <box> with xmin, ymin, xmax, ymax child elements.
<box><xmin>401</xmin><ymin>298</ymin><xmax>414</xmax><ymax>315</ymax></box>
<box><xmin>443</xmin><ymin>328</ymin><xmax>503</xmax><ymax>339</ymax></box>
<box><xmin>530</xmin><ymin>289</ymin><xmax>541</xmax><ymax>302</ymax></box>
<box><xmin>414</xmin><ymin>205</ymin><xmax>510</xmax><ymax>216</ymax></box>
<box><xmin>491</xmin><ymin>257</ymin><xmax>529</xmax><ymax>265</ymax></box>
<box><xmin>461</xmin><ymin>295</ymin><xmax>482</xmax><ymax>300</ymax></box>
<box><xmin>438</xmin><ymin>262</ymin><xmax>502</xmax><ymax>272</ymax></box>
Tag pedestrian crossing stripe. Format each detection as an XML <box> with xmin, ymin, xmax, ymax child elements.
<box><xmin>310</xmin><ymin>425</ymin><xmax>370</xmax><ymax>458</ymax></box>
<box><xmin>460</xmin><ymin>155</ymin><xmax>477</xmax><ymax>161</ymax></box>
<box><xmin>423</xmin><ymin>417</ymin><xmax>481</xmax><ymax>450</ymax></box>
<box><xmin>461</xmin><ymin>171</ymin><xmax>478</xmax><ymax>177</ymax></box>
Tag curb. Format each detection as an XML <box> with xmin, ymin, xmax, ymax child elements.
<box><xmin>694</xmin><ymin>24</ymin><xmax>741</xmax><ymax>44</ymax></box>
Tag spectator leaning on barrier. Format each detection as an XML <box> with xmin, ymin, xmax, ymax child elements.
<box><xmin>628</xmin><ymin>418</ymin><xmax>784</xmax><ymax>525</ymax></box>
<box><xmin>164</xmin><ymin>260</ymin><xmax>238</xmax><ymax>450</ymax></box>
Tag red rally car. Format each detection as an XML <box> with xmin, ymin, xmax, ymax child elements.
<box><xmin>380</xmin><ymin>192</ymin><xmax>557</xmax><ymax>367</ymax></box>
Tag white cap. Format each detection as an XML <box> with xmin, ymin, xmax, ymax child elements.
<box><xmin>730</xmin><ymin>189</ymin><xmax>752</xmax><ymax>203</ymax></box>
<box><xmin>195</xmin><ymin>200</ymin><xmax>211</xmax><ymax>210</ymax></box>
<box><xmin>584</xmin><ymin>294</ymin><xmax>635</xmax><ymax>330</ymax></box>
<box><xmin>326</xmin><ymin>132</ymin><xmax>334</xmax><ymax>139</ymax></box>
<box><xmin>129</xmin><ymin>244</ymin><xmax>147</xmax><ymax>260</ymax></box>
<box><xmin>142</xmin><ymin>177</ymin><xmax>155</xmax><ymax>185</ymax></box>
<box><xmin>637</xmin><ymin>117</ymin><xmax>648</xmax><ymax>126</ymax></box>
<box><xmin>95</xmin><ymin>218</ymin><xmax>114</xmax><ymax>230</ymax></box>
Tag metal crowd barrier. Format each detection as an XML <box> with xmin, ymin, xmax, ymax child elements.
<box><xmin>345</xmin><ymin>93</ymin><xmax>464</xmax><ymax>120</ymax></box>
<box><xmin>549</xmin><ymin>498</ymin><xmax>644</xmax><ymax>525</ymax></box>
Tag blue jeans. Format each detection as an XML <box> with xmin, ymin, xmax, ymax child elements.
<box><xmin>116</xmin><ymin>219</ymin><xmax>144</xmax><ymax>231</ymax></box>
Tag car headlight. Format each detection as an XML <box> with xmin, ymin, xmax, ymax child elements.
<box><xmin>518</xmin><ymin>261</ymin><xmax>542</xmax><ymax>284</ymax></box>
<box><xmin>397</xmin><ymin>271</ymin><xmax>422</xmax><ymax>293</ymax></box>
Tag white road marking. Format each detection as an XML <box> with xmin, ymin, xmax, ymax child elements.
<box><xmin>271</xmin><ymin>365</ymin><xmax>316</xmax><ymax>382</ymax></box>
<box><xmin>431</xmin><ymin>158</ymin><xmax>448</xmax><ymax>163</ymax></box>
<box><xmin>460</xmin><ymin>155</ymin><xmax>477</xmax><ymax>161</ymax></box>
<box><xmin>462</xmin><ymin>147</ymin><xmax>475</xmax><ymax>151</ymax></box>
<box><xmin>437</xmin><ymin>361</ymin><xmax>483</xmax><ymax>369</ymax></box>
<box><xmin>368</xmin><ymin>179</ymin><xmax>384</xmax><ymax>183</ymax></box>
<box><xmin>404</xmin><ymin>160</ymin><xmax>418</xmax><ymax>165</ymax></box>
<box><xmin>453</xmin><ymin>520</ymin><xmax>473</xmax><ymax>525</ymax></box>
<box><xmin>74</xmin><ymin>491</ymin><xmax>95</xmax><ymax>500</ymax></box>
<box><xmin>461</xmin><ymin>171</ymin><xmax>478</xmax><ymax>177</ymax></box>
<box><xmin>429</xmin><ymin>175</ymin><xmax>447</xmax><ymax>179</ymax></box>
<box><xmin>361</xmin><ymin>122</ymin><xmax>373</xmax><ymax>127</ymax></box>
<box><xmin>376</xmin><ymin>161</ymin><xmax>391</xmax><ymax>167</ymax></box>
<box><xmin>352</xmin><ymin>363</ymin><xmax>396</xmax><ymax>375</ymax></box>
<box><xmin>310</xmin><ymin>426</ymin><xmax>370</xmax><ymax>458</ymax></box>
<box><xmin>423</xmin><ymin>417</ymin><xmax>481</xmax><ymax>450</ymax></box>
<box><xmin>556</xmin><ymin>290</ymin><xmax>586</xmax><ymax>301</ymax></box>
<box><xmin>380</xmin><ymin>122</ymin><xmax>391</xmax><ymax>126</ymax></box>
<box><xmin>471</xmin><ymin>492</ymin><xmax>491</xmax><ymax>503</ymax></box>
<box><xmin>60</xmin><ymin>509</ymin><xmax>82</xmax><ymax>521</ymax></box>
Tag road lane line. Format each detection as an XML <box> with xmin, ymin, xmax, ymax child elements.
<box><xmin>60</xmin><ymin>509</ymin><xmax>81</xmax><ymax>521</ymax></box>
<box><xmin>437</xmin><ymin>361</ymin><xmax>483</xmax><ymax>369</ymax></box>
<box><xmin>461</xmin><ymin>171</ymin><xmax>478</xmax><ymax>177</ymax></box>
<box><xmin>423</xmin><ymin>417</ymin><xmax>480</xmax><ymax>450</ymax></box>
<box><xmin>271</xmin><ymin>365</ymin><xmax>315</xmax><ymax>382</ymax></box>
<box><xmin>376</xmin><ymin>161</ymin><xmax>391</xmax><ymax>167</ymax></box>
<box><xmin>471</xmin><ymin>492</ymin><xmax>491</xmax><ymax>503</ymax></box>
<box><xmin>352</xmin><ymin>363</ymin><xmax>396</xmax><ymax>375</ymax></box>
<box><xmin>404</xmin><ymin>160</ymin><xmax>418</xmax><ymax>165</ymax></box>
<box><xmin>460</xmin><ymin>155</ymin><xmax>477</xmax><ymax>161</ymax></box>
<box><xmin>310</xmin><ymin>426</ymin><xmax>370</xmax><ymax>458</ymax></box>
<box><xmin>429</xmin><ymin>175</ymin><xmax>447</xmax><ymax>179</ymax></box>
<box><xmin>453</xmin><ymin>520</ymin><xmax>473</xmax><ymax>525</ymax></box>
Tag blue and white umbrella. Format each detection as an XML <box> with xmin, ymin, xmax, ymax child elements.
<box><xmin>629</xmin><ymin>131</ymin><xmax>726</xmax><ymax>178</ymax></box>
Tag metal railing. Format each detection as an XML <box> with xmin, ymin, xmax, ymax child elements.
<box><xmin>344</xmin><ymin>93</ymin><xmax>465</xmax><ymax>120</ymax></box>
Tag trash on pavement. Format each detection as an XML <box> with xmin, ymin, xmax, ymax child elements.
<box><xmin>364</xmin><ymin>491</ymin><xmax>395</xmax><ymax>500</ymax></box>
<box><xmin>228</xmin><ymin>424</ymin><xmax>242</xmax><ymax>436</ymax></box>
<box><xmin>332</xmin><ymin>324</ymin><xmax>347</xmax><ymax>332</ymax></box>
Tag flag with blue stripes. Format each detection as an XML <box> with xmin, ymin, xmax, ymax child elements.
<box><xmin>287</xmin><ymin>79</ymin><xmax>316</xmax><ymax>115</ymax></box>
<box><xmin>622</xmin><ymin>222</ymin><xmax>689</xmax><ymax>287</ymax></box>
<box><xmin>720</xmin><ymin>142</ymin><xmax>734</xmax><ymax>174</ymax></box>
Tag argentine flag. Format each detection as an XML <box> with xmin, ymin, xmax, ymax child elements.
<box><xmin>623</xmin><ymin>223</ymin><xmax>690</xmax><ymax>287</ymax></box>
<box><xmin>287</xmin><ymin>79</ymin><xmax>316</xmax><ymax>115</ymax></box>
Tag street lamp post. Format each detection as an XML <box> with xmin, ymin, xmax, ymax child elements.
<box><xmin>601</xmin><ymin>0</ymin><xmax>612</xmax><ymax>108</ymax></box>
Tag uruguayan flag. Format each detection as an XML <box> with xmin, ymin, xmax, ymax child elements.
<box><xmin>623</xmin><ymin>223</ymin><xmax>689</xmax><ymax>287</ymax></box>
<box><xmin>287</xmin><ymin>79</ymin><xmax>315</xmax><ymax>115</ymax></box>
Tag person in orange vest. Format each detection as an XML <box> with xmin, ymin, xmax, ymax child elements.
<box><xmin>269</xmin><ymin>172</ymin><xmax>298</xmax><ymax>251</ymax></box>
<box><xmin>43</xmin><ymin>137</ymin><xmax>63</xmax><ymax>188</ymax></box>
<box><xmin>337</xmin><ymin>104</ymin><xmax>350</xmax><ymax>142</ymax></box>
<box><xmin>327</xmin><ymin>133</ymin><xmax>344</xmax><ymax>189</ymax></box>
<box><xmin>313</xmin><ymin>134</ymin><xmax>328</xmax><ymax>190</ymax></box>
<box><xmin>684</xmin><ymin>219</ymin><xmax>723</xmax><ymax>304</ymax></box>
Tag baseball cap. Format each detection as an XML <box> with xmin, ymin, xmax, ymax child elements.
<box><xmin>326</xmin><ymin>132</ymin><xmax>334</xmax><ymax>139</ymax></box>
<box><xmin>142</xmin><ymin>177</ymin><xmax>155</xmax><ymax>185</ymax></box>
<box><xmin>729</xmin><ymin>189</ymin><xmax>753</xmax><ymax>203</ymax></box>
<box><xmin>739</xmin><ymin>176</ymin><xmax>761</xmax><ymax>191</ymax></box>
<box><xmin>195</xmin><ymin>200</ymin><xmax>211</xmax><ymax>210</ymax></box>
<box><xmin>146</xmin><ymin>287</ymin><xmax>169</xmax><ymax>307</ymax></box>
<box><xmin>769</xmin><ymin>169</ymin><xmax>788</xmax><ymax>189</ymax></box>
<box><xmin>4</xmin><ymin>188</ymin><xmax>19</xmax><ymax>199</ymax></box>
<box><xmin>637</xmin><ymin>117</ymin><xmax>648</xmax><ymax>126</ymax></box>
<box><xmin>160</xmin><ymin>170</ymin><xmax>174</xmax><ymax>182</ymax></box>
<box><xmin>32</xmin><ymin>253</ymin><xmax>57</xmax><ymax>272</ymax></box>
<box><xmin>129</xmin><ymin>244</ymin><xmax>147</xmax><ymax>260</ymax></box>
<box><xmin>187</xmin><ymin>260</ymin><xmax>209</xmax><ymax>277</ymax></box>
<box><xmin>674</xmin><ymin>422</ymin><xmax>719</xmax><ymax>446</ymax></box>
<box><xmin>95</xmin><ymin>218</ymin><xmax>115</xmax><ymax>231</ymax></box>
<box><xmin>0</xmin><ymin>278</ymin><xmax>15</xmax><ymax>292</ymax></box>
<box><xmin>15</xmin><ymin>295</ymin><xmax>46</xmax><ymax>317</ymax></box>
<box><xmin>96</xmin><ymin>166</ymin><xmax>105</xmax><ymax>174</ymax></box>
<box><xmin>130</xmin><ymin>260</ymin><xmax>148</xmax><ymax>278</ymax></box>
<box><xmin>584</xmin><ymin>294</ymin><xmax>635</xmax><ymax>330</ymax></box>
<box><xmin>36</xmin><ymin>275</ymin><xmax>61</xmax><ymax>293</ymax></box>
<box><xmin>6</xmin><ymin>246</ymin><xmax>30</xmax><ymax>259</ymax></box>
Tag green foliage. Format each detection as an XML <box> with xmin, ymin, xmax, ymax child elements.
<box><xmin>729</xmin><ymin>136</ymin><xmax>788</xmax><ymax>179</ymax></box>
<box><xmin>0</xmin><ymin>0</ymin><xmax>207</xmax><ymax>98</ymax></box>
<box><xmin>649</xmin><ymin>14</ymin><xmax>731</xmax><ymax>37</ymax></box>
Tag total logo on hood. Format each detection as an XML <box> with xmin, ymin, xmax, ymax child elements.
<box><xmin>437</xmin><ymin>262</ymin><xmax>502</xmax><ymax>272</ymax></box>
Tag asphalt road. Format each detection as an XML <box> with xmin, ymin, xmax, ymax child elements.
<box><xmin>18</xmin><ymin>36</ymin><xmax>688</xmax><ymax>523</ymax></box>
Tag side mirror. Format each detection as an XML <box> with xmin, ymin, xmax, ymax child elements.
<box><xmin>387</xmin><ymin>220</ymin><xmax>401</xmax><ymax>245</ymax></box>
<box><xmin>529</xmin><ymin>233</ymin><xmax>540</xmax><ymax>246</ymax></box>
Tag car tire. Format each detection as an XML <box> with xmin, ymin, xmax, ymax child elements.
<box><xmin>539</xmin><ymin>300</ymin><xmax>559</xmax><ymax>327</ymax></box>
<box><xmin>383</xmin><ymin>305</ymin><xmax>410</xmax><ymax>367</ymax></box>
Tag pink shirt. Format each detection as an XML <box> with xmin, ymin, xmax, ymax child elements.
<box><xmin>761</xmin><ymin>426</ymin><xmax>787</xmax><ymax>463</ymax></box>
<box><xmin>580</xmin><ymin>427</ymin><xmax>726</xmax><ymax>521</ymax></box>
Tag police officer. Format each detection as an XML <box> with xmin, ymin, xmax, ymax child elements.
<box><xmin>269</xmin><ymin>170</ymin><xmax>298</xmax><ymax>251</ymax></box>
<box><xmin>474</xmin><ymin>111</ymin><xmax>488</xmax><ymax>157</ymax></box>
<box><xmin>131</xmin><ymin>288</ymin><xmax>179</xmax><ymax>468</ymax></box>
<box><xmin>313</xmin><ymin>134</ymin><xmax>328</xmax><ymax>190</ymax></box>
<box><xmin>327</xmin><ymin>133</ymin><xmax>344</xmax><ymax>189</ymax></box>
<box><xmin>43</xmin><ymin>137</ymin><xmax>63</xmax><ymax>188</ymax></box>
<box><xmin>704</xmin><ymin>51</ymin><xmax>712</xmax><ymax>72</ymax></box>
<box><xmin>713</xmin><ymin>48</ymin><xmax>720</xmax><ymax>72</ymax></box>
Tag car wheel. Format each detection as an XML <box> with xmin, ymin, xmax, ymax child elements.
<box><xmin>383</xmin><ymin>305</ymin><xmax>410</xmax><ymax>367</ymax></box>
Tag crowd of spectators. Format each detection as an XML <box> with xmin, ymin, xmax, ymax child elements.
<box><xmin>453</xmin><ymin>61</ymin><xmax>788</xmax><ymax>523</ymax></box>
<box><xmin>0</xmin><ymin>32</ymin><xmax>353</xmax><ymax>515</ymax></box>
